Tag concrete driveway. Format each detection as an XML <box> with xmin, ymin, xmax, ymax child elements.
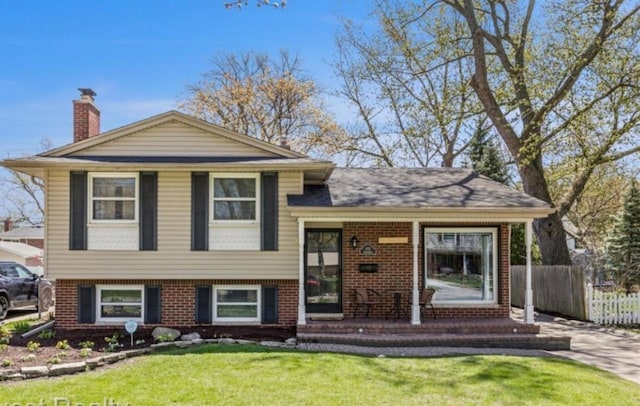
<box><xmin>512</xmin><ymin>308</ymin><xmax>640</xmax><ymax>385</ymax></box>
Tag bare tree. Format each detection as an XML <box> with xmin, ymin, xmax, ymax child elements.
<box><xmin>331</xmin><ymin>3</ymin><xmax>485</xmax><ymax>167</ymax></box>
<box><xmin>180</xmin><ymin>50</ymin><xmax>347</xmax><ymax>157</ymax></box>
<box><xmin>378</xmin><ymin>0</ymin><xmax>640</xmax><ymax>264</ymax></box>
<box><xmin>0</xmin><ymin>138</ymin><xmax>50</xmax><ymax>225</ymax></box>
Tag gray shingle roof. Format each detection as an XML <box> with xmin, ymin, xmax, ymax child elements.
<box><xmin>287</xmin><ymin>168</ymin><xmax>551</xmax><ymax>209</ymax></box>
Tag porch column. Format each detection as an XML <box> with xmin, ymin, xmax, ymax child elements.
<box><xmin>411</xmin><ymin>221</ymin><xmax>421</xmax><ymax>325</ymax></box>
<box><xmin>297</xmin><ymin>219</ymin><xmax>306</xmax><ymax>325</ymax></box>
<box><xmin>524</xmin><ymin>220</ymin><xmax>535</xmax><ymax>324</ymax></box>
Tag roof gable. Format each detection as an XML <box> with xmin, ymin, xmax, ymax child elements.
<box><xmin>42</xmin><ymin>110</ymin><xmax>307</xmax><ymax>159</ymax></box>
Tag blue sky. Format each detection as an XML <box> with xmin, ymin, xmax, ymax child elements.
<box><xmin>0</xmin><ymin>0</ymin><xmax>370</xmax><ymax>157</ymax></box>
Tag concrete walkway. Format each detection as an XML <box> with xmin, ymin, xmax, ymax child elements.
<box><xmin>298</xmin><ymin>309</ymin><xmax>640</xmax><ymax>386</ymax></box>
<box><xmin>516</xmin><ymin>309</ymin><xmax>640</xmax><ymax>385</ymax></box>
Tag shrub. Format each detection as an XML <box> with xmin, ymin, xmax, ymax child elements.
<box><xmin>38</xmin><ymin>329</ymin><xmax>56</xmax><ymax>340</ymax></box>
<box><xmin>2</xmin><ymin>358</ymin><xmax>15</xmax><ymax>368</ymax></box>
<box><xmin>47</xmin><ymin>356</ymin><xmax>61</xmax><ymax>365</ymax></box>
<box><xmin>102</xmin><ymin>333</ymin><xmax>122</xmax><ymax>352</ymax></box>
<box><xmin>0</xmin><ymin>325</ymin><xmax>10</xmax><ymax>344</ymax></box>
<box><xmin>11</xmin><ymin>321</ymin><xmax>30</xmax><ymax>334</ymax></box>
<box><xmin>79</xmin><ymin>348</ymin><xmax>92</xmax><ymax>358</ymax></box>
<box><xmin>55</xmin><ymin>339</ymin><xmax>71</xmax><ymax>350</ymax></box>
<box><xmin>79</xmin><ymin>340</ymin><xmax>95</xmax><ymax>349</ymax></box>
<box><xmin>26</xmin><ymin>341</ymin><xmax>40</xmax><ymax>352</ymax></box>
<box><xmin>0</xmin><ymin>343</ymin><xmax>7</xmax><ymax>352</ymax></box>
<box><xmin>20</xmin><ymin>354</ymin><xmax>36</xmax><ymax>363</ymax></box>
<box><xmin>155</xmin><ymin>333</ymin><xmax>176</xmax><ymax>343</ymax></box>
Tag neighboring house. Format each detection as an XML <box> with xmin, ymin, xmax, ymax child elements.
<box><xmin>1</xmin><ymin>89</ymin><xmax>552</xmax><ymax>329</ymax></box>
<box><xmin>0</xmin><ymin>241</ymin><xmax>44</xmax><ymax>275</ymax></box>
<box><xmin>0</xmin><ymin>222</ymin><xmax>45</xmax><ymax>250</ymax></box>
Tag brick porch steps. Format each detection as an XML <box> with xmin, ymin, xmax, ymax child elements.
<box><xmin>298</xmin><ymin>318</ymin><xmax>541</xmax><ymax>335</ymax></box>
<box><xmin>296</xmin><ymin>332</ymin><xmax>570</xmax><ymax>351</ymax></box>
<box><xmin>296</xmin><ymin>318</ymin><xmax>571</xmax><ymax>350</ymax></box>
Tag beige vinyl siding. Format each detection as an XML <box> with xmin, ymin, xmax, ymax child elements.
<box><xmin>46</xmin><ymin>170</ymin><xmax>303</xmax><ymax>280</ymax></box>
<box><xmin>70</xmin><ymin>121</ymin><xmax>279</xmax><ymax>158</ymax></box>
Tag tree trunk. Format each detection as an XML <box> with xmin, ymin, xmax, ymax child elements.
<box><xmin>520</xmin><ymin>161</ymin><xmax>572</xmax><ymax>265</ymax></box>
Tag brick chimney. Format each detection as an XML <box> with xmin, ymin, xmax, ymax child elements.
<box><xmin>73</xmin><ymin>88</ymin><xmax>100</xmax><ymax>142</ymax></box>
<box><xmin>3</xmin><ymin>218</ymin><xmax>13</xmax><ymax>232</ymax></box>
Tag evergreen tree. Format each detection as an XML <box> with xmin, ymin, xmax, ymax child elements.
<box><xmin>467</xmin><ymin>121</ymin><xmax>510</xmax><ymax>185</ymax></box>
<box><xmin>605</xmin><ymin>180</ymin><xmax>640</xmax><ymax>291</ymax></box>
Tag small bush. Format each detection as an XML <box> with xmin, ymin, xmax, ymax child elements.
<box><xmin>0</xmin><ymin>325</ymin><xmax>10</xmax><ymax>344</ymax></box>
<box><xmin>38</xmin><ymin>329</ymin><xmax>56</xmax><ymax>340</ymax></box>
<box><xmin>57</xmin><ymin>350</ymin><xmax>68</xmax><ymax>359</ymax></box>
<box><xmin>79</xmin><ymin>348</ymin><xmax>92</xmax><ymax>358</ymax></box>
<box><xmin>55</xmin><ymin>339</ymin><xmax>71</xmax><ymax>350</ymax></box>
<box><xmin>102</xmin><ymin>333</ymin><xmax>122</xmax><ymax>352</ymax></box>
<box><xmin>0</xmin><ymin>343</ymin><xmax>7</xmax><ymax>352</ymax></box>
<box><xmin>26</xmin><ymin>341</ymin><xmax>41</xmax><ymax>352</ymax></box>
<box><xmin>155</xmin><ymin>333</ymin><xmax>176</xmax><ymax>343</ymax></box>
<box><xmin>135</xmin><ymin>339</ymin><xmax>146</xmax><ymax>345</ymax></box>
<box><xmin>11</xmin><ymin>321</ymin><xmax>30</xmax><ymax>334</ymax></box>
<box><xmin>2</xmin><ymin>358</ymin><xmax>15</xmax><ymax>367</ymax></box>
<box><xmin>20</xmin><ymin>354</ymin><xmax>36</xmax><ymax>363</ymax></box>
<box><xmin>79</xmin><ymin>340</ymin><xmax>95</xmax><ymax>349</ymax></box>
<box><xmin>47</xmin><ymin>356</ymin><xmax>61</xmax><ymax>365</ymax></box>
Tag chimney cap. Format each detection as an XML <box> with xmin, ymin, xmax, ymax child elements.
<box><xmin>78</xmin><ymin>88</ymin><xmax>97</xmax><ymax>97</ymax></box>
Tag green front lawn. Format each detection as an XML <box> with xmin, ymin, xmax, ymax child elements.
<box><xmin>1</xmin><ymin>344</ymin><xmax>639</xmax><ymax>405</ymax></box>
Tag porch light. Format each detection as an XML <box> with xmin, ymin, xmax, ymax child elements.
<box><xmin>350</xmin><ymin>236</ymin><xmax>359</xmax><ymax>249</ymax></box>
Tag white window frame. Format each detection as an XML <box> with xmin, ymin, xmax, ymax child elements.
<box><xmin>210</xmin><ymin>173</ymin><xmax>260</xmax><ymax>225</ymax></box>
<box><xmin>213</xmin><ymin>285</ymin><xmax>261</xmax><ymax>323</ymax></box>
<box><xmin>96</xmin><ymin>284</ymin><xmax>144</xmax><ymax>323</ymax></box>
<box><xmin>88</xmin><ymin>172</ymin><xmax>139</xmax><ymax>224</ymax></box>
<box><xmin>424</xmin><ymin>227</ymin><xmax>498</xmax><ymax>305</ymax></box>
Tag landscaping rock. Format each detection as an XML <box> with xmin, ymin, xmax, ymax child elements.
<box><xmin>203</xmin><ymin>338</ymin><xmax>219</xmax><ymax>344</ymax></box>
<box><xmin>5</xmin><ymin>373</ymin><xmax>24</xmax><ymax>381</ymax></box>
<box><xmin>285</xmin><ymin>338</ymin><xmax>297</xmax><ymax>345</ymax></box>
<box><xmin>85</xmin><ymin>357</ymin><xmax>104</xmax><ymax>370</ymax></box>
<box><xmin>20</xmin><ymin>366</ymin><xmax>49</xmax><ymax>378</ymax></box>
<box><xmin>260</xmin><ymin>341</ymin><xmax>285</xmax><ymax>348</ymax></box>
<box><xmin>219</xmin><ymin>338</ymin><xmax>236</xmax><ymax>345</ymax></box>
<box><xmin>151</xmin><ymin>342</ymin><xmax>178</xmax><ymax>349</ymax></box>
<box><xmin>152</xmin><ymin>327</ymin><xmax>181</xmax><ymax>341</ymax></box>
<box><xmin>125</xmin><ymin>348</ymin><xmax>151</xmax><ymax>358</ymax></box>
<box><xmin>234</xmin><ymin>339</ymin><xmax>255</xmax><ymax>345</ymax></box>
<box><xmin>181</xmin><ymin>332</ymin><xmax>201</xmax><ymax>341</ymax></box>
<box><xmin>49</xmin><ymin>361</ymin><xmax>86</xmax><ymax>376</ymax></box>
<box><xmin>103</xmin><ymin>353</ymin><xmax>126</xmax><ymax>364</ymax></box>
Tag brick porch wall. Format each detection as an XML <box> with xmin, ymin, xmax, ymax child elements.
<box><xmin>343</xmin><ymin>222</ymin><xmax>511</xmax><ymax>319</ymax></box>
<box><xmin>54</xmin><ymin>279</ymin><xmax>298</xmax><ymax>329</ymax></box>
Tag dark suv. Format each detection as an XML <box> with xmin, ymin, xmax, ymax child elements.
<box><xmin>0</xmin><ymin>261</ymin><xmax>54</xmax><ymax>320</ymax></box>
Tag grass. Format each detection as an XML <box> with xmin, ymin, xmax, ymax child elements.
<box><xmin>1</xmin><ymin>344</ymin><xmax>639</xmax><ymax>405</ymax></box>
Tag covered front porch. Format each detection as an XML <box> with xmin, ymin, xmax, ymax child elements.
<box><xmin>294</xmin><ymin>219</ymin><xmax>538</xmax><ymax>327</ymax></box>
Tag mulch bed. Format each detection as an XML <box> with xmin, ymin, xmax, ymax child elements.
<box><xmin>1</xmin><ymin>323</ymin><xmax>296</xmax><ymax>372</ymax></box>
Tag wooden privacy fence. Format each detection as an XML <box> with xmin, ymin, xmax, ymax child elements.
<box><xmin>511</xmin><ymin>265</ymin><xmax>586</xmax><ymax>320</ymax></box>
<box><xmin>587</xmin><ymin>283</ymin><xmax>640</xmax><ymax>325</ymax></box>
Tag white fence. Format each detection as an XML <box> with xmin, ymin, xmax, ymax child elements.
<box><xmin>587</xmin><ymin>283</ymin><xmax>640</xmax><ymax>325</ymax></box>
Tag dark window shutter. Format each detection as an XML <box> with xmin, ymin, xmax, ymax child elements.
<box><xmin>195</xmin><ymin>286</ymin><xmax>212</xmax><ymax>324</ymax></box>
<box><xmin>69</xmin><ymin>171</ymin><xmax>88</xmax><ymax>250</ymax></box>
<box><xmin>262</xmin><ymin>286</ymin><xmax>278</xmax><ymax>324</ymax></box>
<box><xmin>145</xmin><ymin>286</ymin><xmax>162</xmax><ymax>324</ymax></box>
<box><xmin>261</xmin><ymin>172</ymin><xmax>278</xmax><ymax>251</ymax></box>
<box><xmin>140</xmin><ymin>172</ymin><xmax>158</xmax><ymax>251</ymax></box>
<box><xmin>77</xmin><ymin>285</ymin><xmax>95</xmax><ymax>324</ymax></box>
<box><xmin>191</xmin><ymin>172</ymin><xmax>209</xmax><ymax>251</ymax></box>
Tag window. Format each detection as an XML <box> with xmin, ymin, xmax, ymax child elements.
<box><xmin>97</xmin><ymin>285</ymin><xmax>144</xmax><ymax>322</ymax></box>
<box><xmin>425</xmin><ymin>228</ymin><xmax>497</xmax><ymax>304</ymax></box>
<box><xmin>211</xmin><ymin>174</ymin><xmax>259</xmax><ymax>222</ymax></box>
<box><xmin>213</xmin><ymin>286</ymin><xmax>260</xmax><ymax>322</ymax></box>
<box><xmin>89</xmin><ymin>173</ymin><xmax>138</xmax><ymax>222</ymax></box>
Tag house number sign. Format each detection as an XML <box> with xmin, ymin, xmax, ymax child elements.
<box><xmin>125</xmin><ymin>320</ymin><xmax>138</xmax><ymax>347</ymax></box>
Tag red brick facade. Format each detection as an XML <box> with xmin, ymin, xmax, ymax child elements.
<box><xmin>341</xmin><ymin>222</ymin><xmax>511</xmax><ymax>319</ymax></box>
<box><xmin>55</xmin><ymin>222</ymin><xmax>511</xmax><ymax>329</ymax></box>
<box><xmin>55</xmin><ymin>279</ymin><xmax>298</xmax><ymax>329</ymax></box>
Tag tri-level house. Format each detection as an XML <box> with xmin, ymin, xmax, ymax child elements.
<box><xmin>2</xmin><ymin>89</ymin><xmax>552</xmax><ymax>330</ymax></box>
